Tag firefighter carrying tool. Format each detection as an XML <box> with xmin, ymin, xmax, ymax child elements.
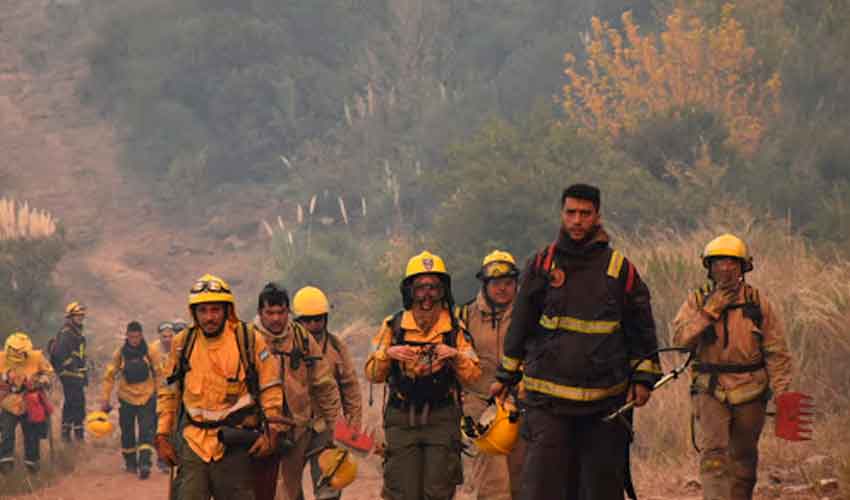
<box><xmin>366</xmin><ymin>251</ymin><xmax>481</xmax><ymax>500</ymax></box>
<box><xmin>492</xmin><ymin>184</ymin><xmax>662</xmax><ymax>500</ymax></box>
<box><xmin>155</xmin><ymin>274</ymin><xmax>285</xmax><ymax>500</ymax></box>
<box><xmin>673</xmin><ymin>234</ymin><xmax>796</xmax><ymax>500</ymax></box>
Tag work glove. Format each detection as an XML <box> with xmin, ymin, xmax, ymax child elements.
<box><xmin>702</xmin><ymin>286</ymin><xmax>737</xmax><ymax>320</ymax></box>
<box><xmin>154</xmin><ymin>433</ymin><xmax>178</xmax><ymax>467</ymax></box>
<box><xmin>249</xmin><ymin>429</ymin><xmax>278</xmax><ymax>458</ymax></box>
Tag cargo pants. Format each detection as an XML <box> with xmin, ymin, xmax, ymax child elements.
<box><xmin>175</xmin><ymin>437</ymin><xmax>256</xmax><ymax>500</ymax></box>
<box><xmin>693</xmin><ymin>393</ymin><xmax>767</xmax><ymax>500</ymax></box>
<box><xmin>253</xmin><ymin>427</ymin><xmax>341</xmax><ymax>500</ymax></box>
<box><xmin>462</xmin><ymin>397</ymin><xmax>526</xmax><ymax>500</ymax></box>
<box><xmin>119</xmin><ymin>397</ymin><xmax>156</xmax><ymax>473</ymax></box>
<box><xmin>60</xmin><ymin>376</ymin><xmax>86</xmax><ymax>441</ymax></box>
<box><xmin>0</xmin><ymin>410</ymin><xmax>45</xmax><ymax>472</ymax></box>
<box><xmin>383</xmin><ymin>403</ymin><xmax>464</xmax><ymax>500</ymax></box>
<box><xmin>518</xmin><ymin>405</ymin><xmax>630</xmax><ymax>500</ymax></box>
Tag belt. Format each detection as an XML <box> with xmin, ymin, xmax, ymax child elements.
<box><xmin>693</xmin><ymin>361</ymin><xmax>765</xmax><ymax>374</ymax></box>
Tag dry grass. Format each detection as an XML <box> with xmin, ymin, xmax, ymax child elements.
<box><xmin>611</xmin><ymin>205</ymin><xmax>850</xmax><ymax>494</ymax></box>
<box><xmin>0</xmin><ymin>198</ymin><xmax>57</xmax><ymax>241</ymax></box>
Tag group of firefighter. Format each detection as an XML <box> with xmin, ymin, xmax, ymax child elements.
<box><xmin>0</xmin><ymin>183</ymin><xmax>799</xmax><ymax>500</ymax></box>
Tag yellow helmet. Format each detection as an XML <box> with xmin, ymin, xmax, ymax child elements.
<box><xmin>477</xmin><ymin>250</ymin><xmax>519</xmax><ymax>281</ymax></box>
<box><xmin>317</xmin><ymin>447</ymin><xmax>357</xmax><ymax>491</ymax></box>
<box><xmin>405</xmin><ymin>251</ymin><xmax>448</xmax><ymax>279</ymax></box>
<box><xmin>461</xmin><ymin>399</ymin><xmax>520</xmax><ymax>455</ymax></box>
<box><xmin>65</xmin><ymin>301</ymin><xmax>87</xmax><ymax>317</ymax></box>
<box><xmin>292</xmin><ymin>286</ymin><xmax>330</xmax><ymax>317</ymax></box>
<box><xmin>702</xmin><ymin>234</ymin><xmax>753</xmax><ymax>273</ymax></box>
<box><xmin>85</xmin><ymin>411</ymin><xmax>115</xmax><ymax>438</ymax></box>
<box><xmin>401</xmin><ymin>251</ymin><xmax>454</xmax><ymax>310</ymax></box>
<box><xmin>4</xmin><ymin>331</ymin><xmax>33</xmax><ymax>364</ymax></box>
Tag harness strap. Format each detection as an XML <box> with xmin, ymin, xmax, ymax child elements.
<box><xmin>693</xmin><ymin>361</ymin><xmax>766</xmax><ymax>374</ymax></box>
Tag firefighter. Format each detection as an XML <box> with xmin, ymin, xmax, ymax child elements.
<box><xmin>155</xmin><ymin>274</ymin><xmax>285</xmax><ymax>500</ymax></box>
<box><xmin>0</xmin><ymin>332</ymin><xmax>53</xmax><ymax>473</ymax></box>
<box><xmin>53</xmin><ymin>301</ymin><xmax>89</xmax><ymax>442</ymax></box>
<box><xmin>101</xmin><ymin>321</ymin><xmax>163</xmax><ymax>479</ymax></box>
<box><xmin>458</xmin><ymin>250</ymin><xmax>525</xmax><ymax>500</ymax></box>
<box><xmin>251</xmin><ymin>282</ymin><xmax>341</xmax><ymax>500</ymax></box>
<box><xmin>150</xmin><ymin>320</ymin><xmax>176</xmax><ymax>472</ymax></box>
<box><xmin>492</xmin><ymin>184</ymin><xmax>662</xmax><ymax>500</ymax></box>
<box><xmin>366</xmin><ymin>251</ymin><xmax>481</xmax><ymax>500</ymax></box>
<box><xmin>672</xmin><ymin>234</ymin><xmax>793</xmax><ymax>500</ymax></box>
<box><xmin>292</xmin><ymin>286</ymin><xmax>363</xmax><ymax>500</ymax></box>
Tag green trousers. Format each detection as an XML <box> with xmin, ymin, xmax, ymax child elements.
<box><xmin>382</xmin><ymin>403</ymin><xmax>464</xmax><ymax>500</ymax></box>
<box><xmin>175</xmin><ymin>437</ymin><xmax>256</xmax><ymax>500</ymax></box>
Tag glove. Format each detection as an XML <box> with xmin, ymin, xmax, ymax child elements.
<box><xmin>702</xmin><ymin>286</ymin><xmax>736</xmax><ymax>319</ymax></box>
<box><xmin>249</xmin><ymin>429</ymin><xmax>278</xmax><ymax>458</ymax></box>
<box><xmin>154</xmin><ymin>433</ymin><xmax>178</xmax><ymax>467</ymax></box>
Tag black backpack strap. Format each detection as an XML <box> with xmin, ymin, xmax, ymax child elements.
<box><xmin>237</xmin><ymin>321</ymin><xmax>259</xmax><ymax>398</ymax></box>
<box><xmin>389</xmin><ymin>311</ymin><xmax>405</xmax><ymax>346</ymax></box>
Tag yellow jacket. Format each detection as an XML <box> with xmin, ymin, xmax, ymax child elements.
<box><xmin>0</xmin><ymin>350</ymin><xmax>53</xmax><ymax>416</ymax></box>
<box><xmin>365</xmin><ymin>309</ymin><xmax>480</xmax><ymax>386</ymax></box>
<box><xmin>149</xmin><ymin>339</ymin><xmax>172</xmax><ymax>373</ymax></box>
<box><xmin>101</xmin><ymin>344</ymin><xmax>163</xmax><ymax>406</ymax></box>
<box><xmin>157</xmin><ymin>320</ymin><xmax>285</xmax><ymax>462</ymax></box>
<box><xmin>673</xmin><ymin>283</ymin><xmax>793</xmax><ymax>404</ymax></box>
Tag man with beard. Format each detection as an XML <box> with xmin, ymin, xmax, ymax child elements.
<box><xmin>101</xmin><ymin>321</ymin><xmax>163</xmax><ymax>479</ymax></box>
<box><xmin>251</xmin><ymin>282</ymin><xmax>340</xmax><ymax>500</ymax></box>
<box><xmin>366</xmin><ymin>251</ymin><xmax>481</xmax><ymax>500</ymax></box>
<box><xmin>291</xmin><ymin>285</ymin><xmax>363</xmax><ymax>500</ymax></box>
<box><xmin>53</xmin><ymin>302</ymin><xmax>89</xmax><ymax>442</ymax></box>
<box><xmin>492</xmin><ymin>184</ymin><xmax>662</xmax><ymax>500</ymax></box>
<box><xmin>458</xmin><ymin>250</ymin><xmax>525</xmax><ymax>500</ymax></box>
<box><xmin>155</xmin><ymin>274</ymin><xmax>285</xmax><ymax>500</ymax></box>
<box><xmin>673</xmin><ymin>234</ymin><xmax>793</xmax><ymax>500</ymax></box>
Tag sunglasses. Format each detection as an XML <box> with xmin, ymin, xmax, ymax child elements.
<box><xmin>191</xmin><ymin>279</ymin><xmax>231</xmax><ymax>294</ymax></box>
<box><xmin>297</xmin><ymin>315</ymin><xmax>326</xmax><ymax>323</ymax></box>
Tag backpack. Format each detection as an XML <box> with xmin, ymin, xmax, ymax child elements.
<box><xmin>46</xmin><ymin>336</ymin><xmax>60</xmax><ymax>370</ymax></box>
<box><xmin>385</xmin><ymin>310</ymin><xmax>468</xmax><ymax>405</ymax></box>
<box><xmin>532</xmin><ymin>241</ymin><xmax>637</xmax><ymax>293</ymax></box>
<box><xmin>166</xmin><ymin>321</ymin><xmax>259</xmax><ymax>428</ymax></box>
<box><xmin>121</xmin><ymin>353</ymin><xmax>152</xmax><ymax>384</ymax></box>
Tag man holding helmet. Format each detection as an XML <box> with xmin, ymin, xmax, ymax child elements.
<box><xmin>365</xmin><ymin>250</ymin><xmax>481</xmax><ymax>500</ymax></box>
<box><xmin>458</xmin><ymin>250</ymin><xmax>525</xmax><ymax>500</ymax></box>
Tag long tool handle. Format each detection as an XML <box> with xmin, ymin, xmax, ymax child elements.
<box><xmin>603</xmin><ymin>371</ymin><xmax>679</xmax><ymax>423</ymax></box>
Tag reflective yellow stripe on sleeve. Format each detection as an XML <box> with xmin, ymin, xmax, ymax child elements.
<box><xmin>501</xmin><ymin>355</ymin><xmax>521</xmax><ymax>372</ymax></box>
<box><xmin>631</xmin><ymin>359</ymin><xmax>663</xmax><ymax>375</ymax></box>
<box><xmin>539</xmin><ymin>315</ymin><xmax>620</xmax><ymax>335</ymax></box>
<box><xmin>522</xmin><ymin>376</ymin><xmax>628</xmax><ymax>401</ymax></box>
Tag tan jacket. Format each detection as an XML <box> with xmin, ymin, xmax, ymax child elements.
<box><xmin>157</xmin><ymin>320</ymin><xmax>285</xmax><ymax>462</ymax></box>
<box><xmin>673</xmin><ymin>283</ymin><xmax>793</xmax><ymax>404</ymax></box>
<box><xmin>365</xmin><ymin>309</ymin><xmax>481</xmax><ymax>385</ymax></box>
<box><xmin>460</xmin><ymin>292</ymin><xmax>513</xmax><ymax>416</ymax></box>
<box><xmin>149</xmin><ymin>339</ymin><xmax>171</xmax><ymax>373</ymax></box>
<box><xmin>253</xmin><ymin>317</ymin><xmax>340</xmax><ymax>439</ymax></box>
<box><xmin>0</xmin><ymin>350</ymin><xmax>53</xmax><ymax>416</ymax></box>
<box><xmin>314</xmin><ymin>330</ymin><xmax>363</xmax><ymax>429</ymax></box>
<box><xmin>101</xmin><ymin>344</ymin><xmax>163</xmax><ymax>406</ymax></box>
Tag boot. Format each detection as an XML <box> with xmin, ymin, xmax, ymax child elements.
<box><xmin>61</xmin><ymin>424</ymin><xmax>72</xmax><ymax>443</ymax></box>
<box><xmin>0</xmin><ymin>460</ymin><xmax>13</xmax><ymax>475</ymax></box>
<box><xmin>123</xmin><ymin>452</ymin><xmax>138</xmax><ymax>474</ymax></box>
<box><xmin>24</xmin><ymin>460</ymin><xmax>39</xmax><ymax>474</ymax></box>
<box><xmin>138</xmin><ymin>447</ymin><xmax>152</xmax><ymax>480</ymax></box>
<box><xmin>73</xmin><ymin>424</ymin><xmax>85</xmax><ymax>442</ymax></box>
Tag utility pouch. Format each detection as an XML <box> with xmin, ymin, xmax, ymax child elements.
<box><xmin>224</xmin><ymin>378</ymin><xmax>241</xmax><ymax>406</ymax></box>
<box><xmin>218</xmin><ymin>427</ymin><xmax>260</xmax><ymax>448</ymax></box>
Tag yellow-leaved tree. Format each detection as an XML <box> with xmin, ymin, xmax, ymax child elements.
<box><xmin>562</xmin><ymin>4</ymin><xmax>781</xmax><ymax>156</ymax></box>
